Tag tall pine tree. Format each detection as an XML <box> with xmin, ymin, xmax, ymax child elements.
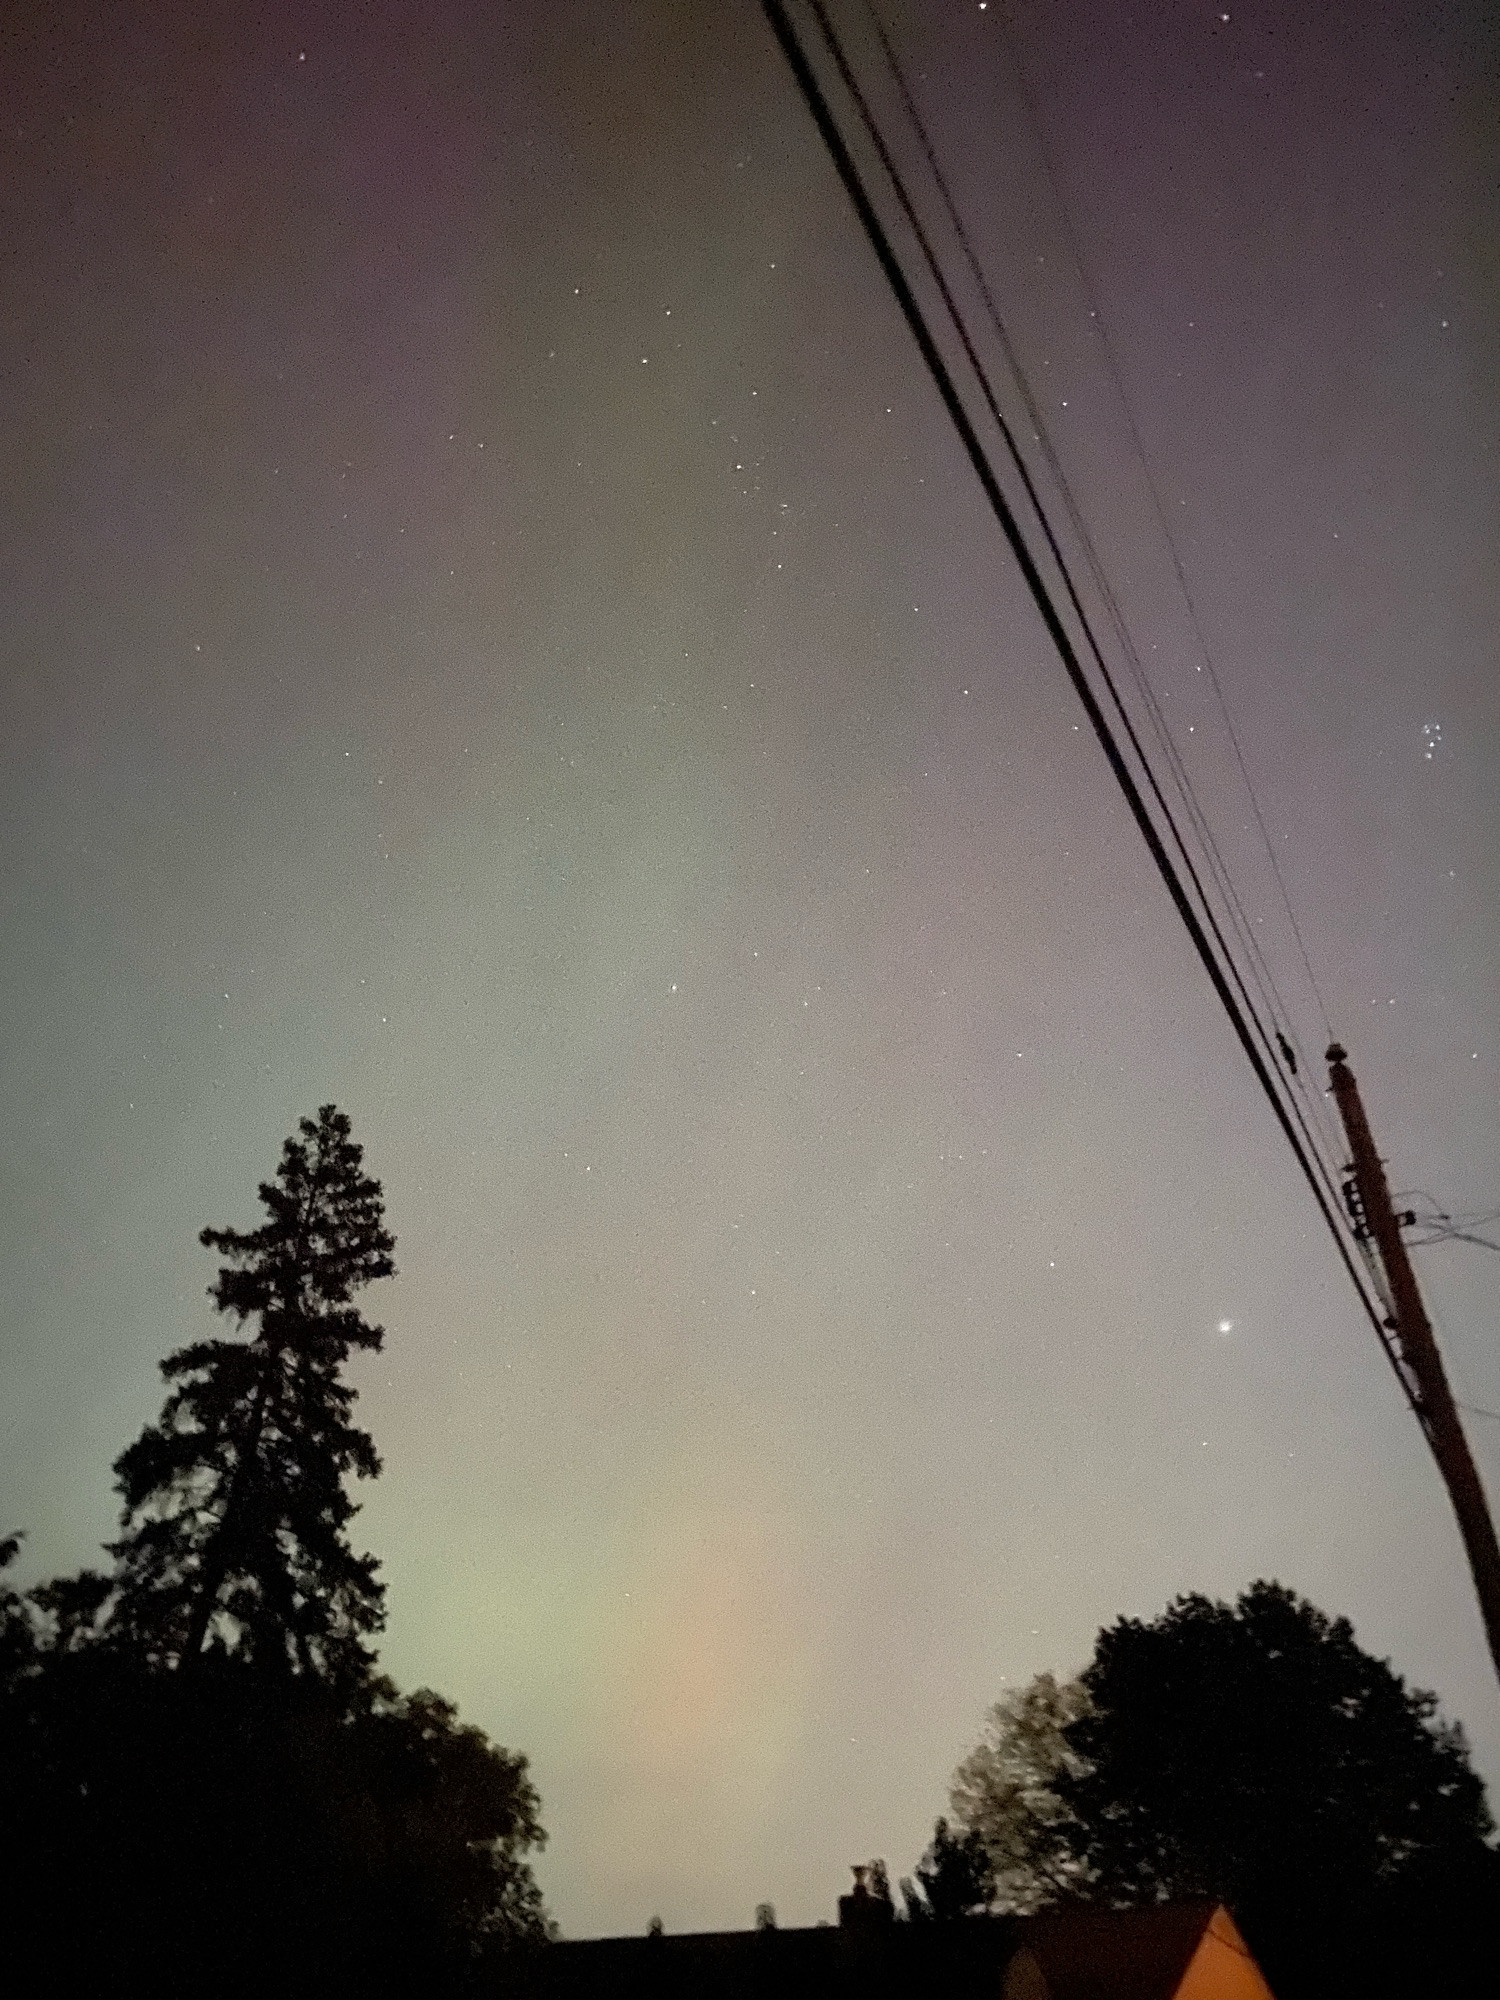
<box><xmin>108</xmin><ymin>1105</ymin><xmax>395</xmax><ymax>1686</ymax></box>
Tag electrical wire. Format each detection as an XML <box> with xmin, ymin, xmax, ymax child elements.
<box><xmin>757</xmin><ymin>0</ymin><xmax>1423</xmax><ymax>1432</ymax></box>
<box><xmin>853</xmin><ymin>0</ymin><xmax>1349</xmax><ymax>1195</ymax></box>
<box><xmin>879</xmin><ymin>0</ymin><xmax>1337</xmax><ymax>1167</ymax></box>
<box><xmin>798</xmin><ymin>0</ymin><xmax>1360</xmax><ymax>1318</ymax></box>
<box><xmin>985</xmin><ymin>0</ymin><xmax>1337</xmax><ymax>1058</ymax></box>
<box><xmin>1412</xmin><ymin>1228</ymin><xmax>1500</xmax><ymax>1254</ymax></box>
<box><xmin>800</xmin><ymin>0</ymin><xmax>1348</xmax><ymax>1241</ymax></box>
<box><xmin>1399</xmin><ymin>1197</ymin><xmax>1500</xmax><ymax>1255</ymax></box>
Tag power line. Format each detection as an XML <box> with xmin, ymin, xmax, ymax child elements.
<box><xmin>801</xmin><ymin>0</ymin><xmax>1347</xmax><ymax>1233</ymax></box>
<box><xmin>1413</xmin><ymin>1227</ymin><xmax>1500</xmax><ymax>1255</ymax></box>
<box><xmin>859</xmin><ymin>0</ymin><xmax>1339</xmax><ymax>1168</ymax></box>
<box><xmin>1401</xmin><ymin>1199</ymin><xmax>1500</xmax><ymax>1255</ymax></box>
<box><xmin>852</xmin><ymin>0</ymin><xmax>1348</xmax><ymax>1195</ymax></box>
<box><xmin>757</xmin><ymin>0</ymin><xmax>1418</xmax><ymax>1425</ymax></box>
<box><xmin>796</xmin><ymin>0</ymin><xmax>1357</xmax><ymax>1297</ymax></box>
<box><xmin>986</xmin><ymin>0</ymin><xmax>1337</xmax><ymax>1056</ymax></box>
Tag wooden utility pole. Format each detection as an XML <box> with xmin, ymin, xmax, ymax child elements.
<box><xmin>1327</xmin><ymin>1043</ymin><xmax>1500</xmax><ymax>1687</ymax></box>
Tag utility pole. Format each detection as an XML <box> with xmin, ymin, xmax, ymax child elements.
<box><xmin>1327</xmin><ymin>1043</ymin><xmax>1500</xmax><ymax>1687</ymax></box>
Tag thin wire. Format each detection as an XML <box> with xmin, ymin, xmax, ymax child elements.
<box><xmin>989</xmin><ymin>0</ymin><xmax>1336</xmax><ymax>1053</ymax></box>
<box><xmin>924</xmin><ymin>0</ymin><xmax>1344</xmax><ymax>1168</ymax></box>
<box><xmin>804</xmin><ymin>0</ymin><xmax>1344</xmax><ymax>1216</ymax></box>
<box><xmin>1394</xmin><ymin>1193</ymin><xmax>1500</xmax><ymax>1253</ymax></box>
<box><xmin>856</xmin><ymin>0</ymin><xmax>1352</xmax><ymax>1184</ymax></box>
<box><xmin>757</xmin><ymin>0</ymin><xmax>1421</xmax><ymax>1435</ymax></box>
<box><xmin>1412</xmin><ymin>1229</ymin><xmax>1500</xmax><ymax>1255</ymax></box>
<box><xmin>785</xmin><ymin>0</ymin><xmax>1396</xmax><ymax>1385</ymax></box>
<box><xmin>871</xmin><ymin>0</ymin><xmax>1344</xmax><ymax>1178</ymax></box>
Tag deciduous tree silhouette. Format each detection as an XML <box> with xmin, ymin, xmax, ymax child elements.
<box><xmin>0</xmin><ymin>1531</ymin><xmax>38</xmax><ymax>1699</ymax></box>
<box><xmin>954</xmin><ymin>1581</ymin><xmax>1497</xmax><ymax>1998</ymax></box>
<box><xmin>106</xmin><ymin>1104</ymin><xmax>395</xmax><ymax>1685</ymax></box>
<box><xmin>949</xmin><ymin>1669</ymin><xmax>1094</xmax><ymax>1911</ymax></box>
<box><xmin>4</xmin><ymin>1650</ymin><xmax>549</xmax><ymax>1994</ymax></box>
<box><xmin>1055</xmin><ymin>1581</ymin><xmax>1492</xmax><ymax>1911</ymax></box>
<box><xmin>899</xmin><ymin>1816</ymin><xmax>995</xmax><ymax>1920</ymax></box>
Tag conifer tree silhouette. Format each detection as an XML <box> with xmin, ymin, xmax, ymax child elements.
<box><xmin>108</xmin><ymin>1105</ymin><xmax>395</xmax><ymax>1686</ymax></box>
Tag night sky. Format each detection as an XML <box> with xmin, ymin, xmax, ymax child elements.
<box><xmin>3</xmin><ymin>0</ymin><xmax>1498</xmax><ymax>1939</ymax></box>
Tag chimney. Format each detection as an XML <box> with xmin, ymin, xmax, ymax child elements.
<box><xmin>838</xmin><ymin>1864</ymin><xmax>894</xmax><ymax>1930</ymax></box>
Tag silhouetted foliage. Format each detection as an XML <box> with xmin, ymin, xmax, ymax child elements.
<box><xmin>1</xmin><ymin>1108</ymin><xmax>549</xmax><ymax>1996</ymax></box>
<box><xmin>1056</xmin><ymin>1582</ymin><xmax>1492</xmax><ymax>1912</ymax></box>
<box><xmin>955</xmin><ymin>1581</ymin><xmax>1497</xmax><ymax>1998</ymax></box>
<box><xmin>899</xmin><ymin>1817</ymin><xmax>994</xmax><ymax>1920</ymax></box>
<box><xmin>4</xmin><ymin>1650</ymin><xmax>547</xmax><ymax>1993</ymax></box>
<box><xmin>948</xmin><ymin>1670</ymin><xmax>1092</xmax><ymax>1911</ymax></box>
<box><xmin>0</xmin><ymin>1531</ymin><xmax>30</xmax><ymax>1680</ymax></box>
<box><xmin>106</xmin><ymin>1104</ymin><xmax>396</xmax><ymax>1685</ymax></box>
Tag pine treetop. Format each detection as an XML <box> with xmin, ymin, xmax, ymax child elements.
<box><xmin>107</xmin><ymin>1106</ymin><xmax>397</xmax><ymax>1687</ymax></box>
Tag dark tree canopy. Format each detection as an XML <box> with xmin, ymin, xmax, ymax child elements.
<box><xmin>950</xmin><ymin>1582</ymin><xmax>1497</xmax><ymax>1996</ymax></box>
<box><xmin>107</xmin><ymin>1104</ymin><xmax>395</xmax><ymax>1684</ymax></box>
<box><xmin>2</xmin><ymin>1108</ymin><xmax>551</xmax><ymax>1994</ymax></box>
<box><xmin>900</xmin><ymin>1816</ymin><xmax>995</xmax><ymax>1921</ymax></box>
<box><xmin>948</xmin><ymin>1669</ymin><xmax>1093</xmax><ymax>1912</ymax></box>
<box><xmin>2</xmin><ymin>1652</ymin><xmax>548</xmax><ymax>1994</ymax></box>
<box><xmin>0</xmin><ymin>1532</ymin><xmax>32</xmax><ymax>1686</ymax></box>
<box><xmin>1056</xmin><ymin>1580</ymin><xmax>1493</xmax><ymax>1911</ymax></box>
